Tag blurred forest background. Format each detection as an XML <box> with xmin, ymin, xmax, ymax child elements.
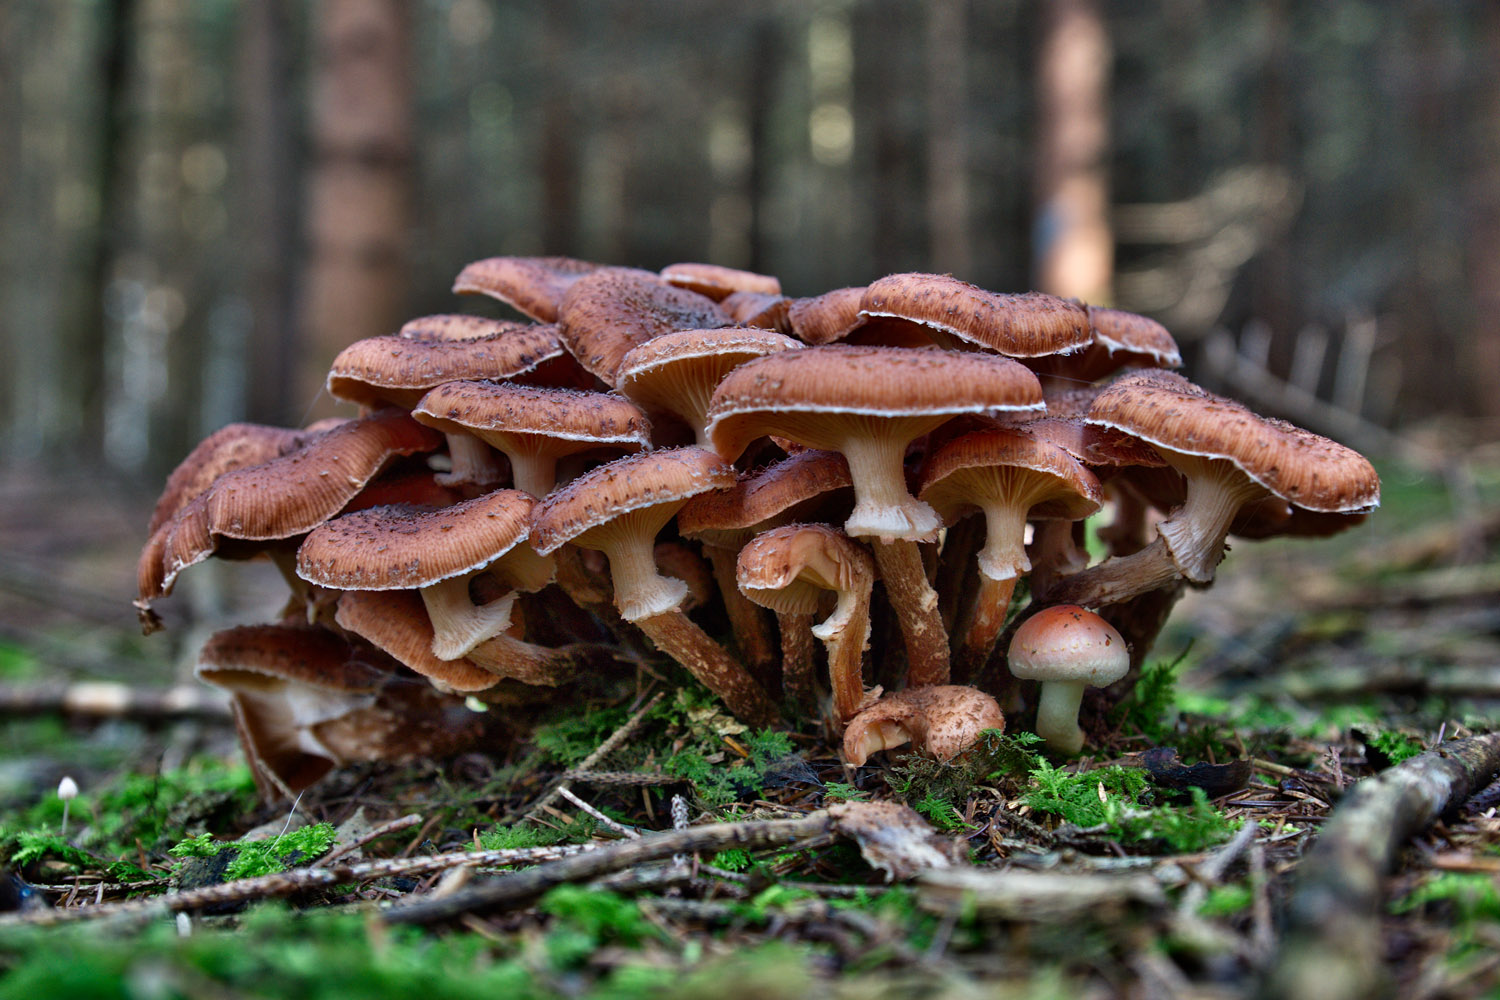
<box><xmin>2</xmin><ymin>0</ymin><xmax>1498</xmax><ymax>485</ymax></box>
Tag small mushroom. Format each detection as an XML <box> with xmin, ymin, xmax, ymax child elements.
<box><xmin>736</xmin><ymin>523</ymin><xmax>875</xmax><ymax>722</ymax></box>
<box><xmin>841</xmin><ymin>685</ymin><xmax>1005</xmax><ymax>766</ymax></box>
<box><xmin>1006</xmin><ymin>604</ymin><xmax>1130</xmax><ymax>755</ymax></box>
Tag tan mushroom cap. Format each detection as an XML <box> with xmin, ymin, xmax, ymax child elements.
<box><xmin>678</xmin><ymin>449</ymin><xmax>853</xmax><ymax>548</ymax></box>
<box><xmin>616</xmin><ymin>328</ymin><xmax>802</xmax><ymax>445</ymax></box>
<box><xmin>136</xmin><ymin>409</ymin><xmax>443</xmax><ymax>613</ymax></box>
<box><xmin>147</xmin><ymin>422</ymin><xmax>312</xmax><ymax>536</ymax></box>
<box><xmin>661</xmin><ymin>262</ymin><xmax>782</xmax><ymax>301</ymax></box>
<box><xmin>1086</xmin><ymin>371</ymin><xmax>1381</xmax><ymax>581</ymax></box>
<box><xmin>706</xmin><ymin>345</ymin><xmax>1045</xmax><ymax>541</ymax></box>
<box><xmin>787</xmin><ymin>286</ymin><xmax>865</xmax><ymax>345</ymax></box>
<box><xmin>557</xmin><ymin>268</ymin><xmax>732</xmax><ymax>384</ymax></box>
<box><xmin>1028</xmin><ymin>305</ymin><xmax>1181</xmax><ymax>385</ymax></box>
<box><xmin>1008</xmin><ymin>604</ymin><xmax>1130</xmax><ymax>754</ymax></box>
<box><xmin>920</xmin><ymin>426</ymin><xmax>1103</xmax><ymax>581</ymax></box>
<box><xmin>720</xmin><ymin>291</ymin><xmax>792</xmax><ymax>330</ymax></box>
<box><xmin>399</xmin><ymin>314</ymin><xmax>543</xmax><ymax>342</ymax></box>
<box><xmin>327</xmin><ymin>328</ymin><xmax>567</xmax><ymax>410</ymax></box>
<box><xmin>452</xmin><ymin>255</ymin><xmax>614</xmax><ymax>323</ymax></box>
<box><xmin>1088</xmin><ymin>371</ymin><xmax>1380</xmax><ymax>513</ymax></box>
<box><xmin>412</xmin><ymin>381</ymin><xmax>651</xmax><ymax>497</ymax></box>
<box><xmin>842</xmin><ymin>685</ymin><xmax>1005</xmax><ymax>766</ymax></box>
<box><xmin>859</xmin><ymin>273</ymin><xmax>1093</xmax><ymax>358</ymax></box>
<box><xmin>296</xmin><ymin>490</ymin><xmax>536</xmax><ymax>591</ymax></box>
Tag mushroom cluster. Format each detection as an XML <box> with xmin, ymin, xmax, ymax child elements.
<box><xmin>136</xmin><ymin>257</ymin><xmax>1381</xmax><ymax>794</ymax></box>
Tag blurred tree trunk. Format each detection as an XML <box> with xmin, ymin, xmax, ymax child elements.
<box><xmin>1250</xmin><ymin>0</ymin><xmax>1294</xmax><ymax>360</ymax></box>
<box><xmin>1032</xmin><ymin>0</ymin><xmax>1112</xmax><ymax>303</ymax></box>
<box><xmin>746</xmin><ymin>20</ymin><xmax>776</xmax><ymax>276</ymax></box>
<box><xmin>237</xmin><ymin>0</ymin><xmax>300</xmax><ymax>427</ymax></box>
<box><xmin>1468</xmin><ymin>4</ymin><xmax>1500</xmax><ymax>420</ymax></box>
<box><xmin>539</xmin><ymin>0</ymin><xmax>577</xmax><ymax>255</ymax></box>
<box><xmin>298</xmin><ymin>0</ymin><xmax>413</xmax><ymax>412</ymax></box>
<box><xmin>925</xmin><ymin>0</ymin><xmax>971</xmax><ymax>278</ymax></box>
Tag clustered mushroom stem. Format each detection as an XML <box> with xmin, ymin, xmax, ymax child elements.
<box><xmin>870</xmin><ymin>539</ymin><xmax>950</xmax><ymax>687</ymax></box>
<box><xmin>510</xmin><ymin>451</ymin><xmax>560</xmax><ymax>500</ymax></box>
<box><xmin>440</xmin><ymin>432</ymin><xmax>505</xmax><ymax>486</ymax></box>
<box><xmin>632</xmin><ymin>608</ymin><xmax>780</xmax><ymax>728</ymax></box>
<box><xmin>1155</xmin><ymin>462</ymin><xmax>1269</xmax><ymax>582</ymax></box>
<box><xmin>705</xmin><ymin>545</ymin><xmax>780</xmax><ymax>679</ymax></box>
<box><xmin>776</xmin><ymin>610</ymin><xmax>819</xmax><ymax>712</ymax></box>
<box><xmin>951</xmin><ymin>574</ymin><xmax>1018</xmax><ymax>684</ymax></box>
<box><xmin>839</xmin><ymin>432</ymin><xmax>942</xmax><ymax>541</ymax></box>
<box><xmin>1034</xmin><ymin>536</ymin><xmax>1182</xmax><ymax>607</ymax></box>
<box><xmin>466</xmin><ymin>632</ymin><xmax>583</xmax><ymax>686</ymax></box>
<box><xmin>821</xmin><ymin>586</ymin><xmax>873</xmax><ymax>724</ymax></box>
<box><xmin>935</xmin><ymin>515</ymin><xmax>984</xmax><ymax>633</ymax></box>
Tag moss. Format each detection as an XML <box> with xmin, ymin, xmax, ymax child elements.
<box><xmin>167</xmin><ymin>822</ymin><xmax>337</xmax><ymax>880</ymax></box>
<box><xmin>1025</xmin><ymin>760</ymin><xmax>1239</xmax><ymax>852</ymax></box>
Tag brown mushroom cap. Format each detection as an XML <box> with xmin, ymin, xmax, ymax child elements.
<box><xmin>616</xmin><ymin>328</ymin><xmax>802</xmax><ymax>446</ymax></box>
<box><xmin>720</xmin><ymin>291</ymin><xmax>792</xmax><ymax>330</ymax></box>
<box><xmin>1008</xmin><ymin>604</ymin><xmax>1130</xmax><ymax>754</ymax></box>
<box><xmin>859</xmin><ymin>273</ymin><xmax>1093</xmax><ymax>358</ymax></box>
<box><xmin>334</xmin><ymin>589</ymin><xmax>501</xmax><ymax>693</ymax></box>
<box><xmin>399</xmin><ymin>314</ymin><xmax>543</xmax><ymax>342</ymax></box>
<box><xmin>452</xmin><ymin>255</ymin><xmax>614</xmax><ymax>322</ymax></box>
<box><xmin>412</xmin><ymin>381</ymin><xmax>652</xmax><ymax>497</ymax></box>
<box><xmin>787</xmin><ymin>286</ymin><xmax>865</xmax><ymax>345</ymax></box>
<box><xmin>841</xmin><ymin>685</ymin><xmax>1005</xmax><ymax>766</ymax></box>
<box><xmin>1027</xmin><ymin>305</ymin><xmax>1181</xmax><ymax>385</ymax></box>
<box><xmin>706</xmin><ymin>345</ymin><xmax>1044</xmax><ymax>541</ymax></box>
<box><xmin>661</xmin><ymin>262</ymin><xmax>782</xmax><ymax>301</ymax></box>
<box><xmin>327</xmin><ymin>329</ymin><xmax>568</xmax><ymax>410</ymax></box>
<box><xmin>147</xmin><ymin>422</ymin><xmax>313</xmax><ymax>536</ymax></box>
<box><xmin>296</xmin><ymin>490</ymin><xmax>536</xmax><ymax>591</ymax></box>
<box><xmin>556</xmin><ymin>268</ymin><xmax>732</xmax><ymax>384</ymax></box>
<box><xmin>1086</xmin><ymin>371</ymin><xmax>1381</xmax><ymax>581</ymax></box>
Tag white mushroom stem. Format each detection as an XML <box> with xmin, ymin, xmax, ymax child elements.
<box><xmin>1155</xmin><ymin>454</ymin><xmax>1270</xmax><ymax>582</ymax></box>
<box><xmin>438</xmin><ymin>433</ymin><xmax>506</xmax><ymax>487</ymax></box>
<box><xmin>421</xmin><ymin>580</ymin><xmax>518</xmax><ymax>660</ymax></box>
<box><xmin>839</xmin><ymin>432</ymin><xmax>942</xmax><ymax>542</ymax></box>
<box><xmin>1033</xmin><ymin>680</ymin><xmax>1088</xmax><ymax>756</ymax></box>
<box><xmin>871</xmin><ymin>539</ymin><xmax>949</xmax><ymax>687</ymax></box>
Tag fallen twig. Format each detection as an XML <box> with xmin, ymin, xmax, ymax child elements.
<box><xmin>516</xmin><ymin>691</ymin><xmax>663</xmax><ymax>824</ymax></box>
<box><xmin>1258</xmin><ymin>731</ymin><xmax>1500</xmax><ymax>1000</ymax></box>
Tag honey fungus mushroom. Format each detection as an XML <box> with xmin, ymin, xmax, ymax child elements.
<box><xmin>1007</xmin><ymin>605</ymin><xmax>1130</xmax><ymax>755</ymax></box>
<box><xmin>842</xmin><ymin>685</ymin><xmax>1005</xmax><ymax>767</ymax></box>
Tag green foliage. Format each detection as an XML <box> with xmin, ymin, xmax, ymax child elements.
<box><xmin>167</xmin><ymin>822</ymin><xmax>337</xmax><ymax>880</ymax></box>
<box><xmin>912</xmin><ymin>791</ymin><xmax>969</xmax><ymax>832</ymax></box>
<box><xmin>1198</xmin><ymin>883</ymin><xmax>1254</xmax><ymax>917</ymax></box>
<box><xmin>889</xmin><ymin>729</ymin><xmax>1041</xmax><ymax>810</ymax></box>
<box><xmin>1024</xmin><ymin>761</ymin><xmax>1239</xmax><ymax>852</ymax></box>
<box><xmin>475</xmin><ymin>823</ymin><xmax>570</xmax><ymax>851</ymax></box>
<box><xmin>821</xmin><ymin>782</ymin><xmax>869</xmax><ymax>802</ymax></box>
<box><xmin>1392</xmin><ymin>873</ymin><xmax>1500</xmax><ymax>922</ymax></box>
<box><xmin>541</xmin><ymin>886</ymin><xmax>654</xmax><ymax>946</ymax></box>
<box><xmin>1367</xmin><ymin>729</ymin><xmax>1425</xmax><ymax>765</ymax></box>
<box><xmin>664</xmin><ymin>726</ymin><xmax>804</xmax><ymax>808</ymax></box>
<box><xmin>531</xmin><ymin>707</ymin><xmax>632</xmax><ymax>767</ymax></box>
<box><xmin>1111</xmin><ymin>650</ymin><xmax>1190</xmax><ymax>741</ymax></box>
<box><xmin>709</xmin><ymin>848</ymin><xmax>752</xmax><ymax>871</ymax></box>
<box><xmin>8</xmin><ymin>831</ymin><xmax>95</xmax><ymax>869</ymax></box>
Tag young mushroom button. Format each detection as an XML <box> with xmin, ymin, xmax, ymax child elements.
<box><xmin>1006</xmin><ymin>605</ymin><xmax>1130</xmax><ymax>755</ymax></box>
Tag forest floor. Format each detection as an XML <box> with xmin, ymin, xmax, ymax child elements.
<box><xmin>1</xmin><ymin>445</ymin><xmax>1498</xmax><ymax>1000</ymax></box>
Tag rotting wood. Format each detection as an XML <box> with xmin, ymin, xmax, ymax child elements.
<box><xmin>1258</xmin><ymin>731</ymin><xmax>1500</xmax><ymax>1000</ymax></box>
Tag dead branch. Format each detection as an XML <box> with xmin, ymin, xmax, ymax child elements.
<box><xmin>1258</xmin><ymin>731</ymin><xmax>1500</xmax><ymax>1000</ymax></box>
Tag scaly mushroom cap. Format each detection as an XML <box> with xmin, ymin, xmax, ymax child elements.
<box><xmin>842</xmin><ymin>686</ymin><xmax>1005</xmax><ymax>766</ymax></box>
<box><xmin>859</xmin><ymin>273</ymin><xmax>1093</xmax><ymax>358</ymax></box>
<box><xmin>412</xmin><ymin>381</ymin><xmax>652</xmax><ymax>497</ymax></box>
<box><xmin>327</xmin><ymin>328</ymin><xmax>568</xmax><ymax>410</ymax></box>
<box><xmin>787</xmin><ymin>286</ymin><xmax>865</xmax><ymax>344</ymax></box>
<box><xmin>147</xmin><ymin>422</ymin><xmax>314</xmax><ymax>536</ymax></box>
<box><xmin>399</xmin><ymin>314</ymin><xmax>543</xmax><ymax>342</ymax></box>
<box><xmin>706</xmin><ymin>345</ymin><xmax>1044</xmax><ymax>541</ymax></box>
<box><xmin>452</xmin><ymin>255</ymin><xmax>614</xmax><ymax>322</ymax></box>
<box><xmin>296</xmin><ymin>490</ymin><xmax>536</xmax><ymax>591</ymax></box>
<box><xmin>531</xmin><ymin>447</ymin><xmax>737</xmax><ymax>621</ymax></box>
<box><xmin>616</xmin><ymin>328</ymin><xmax>802</xmax><ymax>445</ymax></box>
<box><xmin>556</xmin><ymin>268</ymin><xmax>732</xmax><ymax>384</ymax></box>
<box><xmin>1027</xmin><ymin>305</ymin><xmax>1181</xmax><ymax>385</ymax></box>
<box><xmin>661</xmin><ymin>262</ymin><xmax>782</xmax><ymax>301</ymax></box>
<box><xmin>1086</xmin><ymin>371</ymin><xmax>1381</xmax><ymax>580</ymax></box>
<box><xmin>678</xmin><ymin>449</ymin><xmax>854</xmax><ymax>548</ymax></box>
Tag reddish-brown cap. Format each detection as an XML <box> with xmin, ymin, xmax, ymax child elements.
<box><xmin>859</xmin><ymin>274</ymin><xmax>1092</xmax><ymax>358</ymax></box>
<box><xmin>327</xmin><ymin>329</ymin><xmax>567</xmax><ymax>409</ymax></box>
<box><xmin>1007</xmin><ymin>605</ymin><xmax>1130</xmax><ymax>686</ymax></box>
<box><xmin>735</xmin><ymin>522</ymin><xmax>874</xmax><ymax>616</ymax></box>
<box><xmin>399</xmin><ymin>314</ymin><xmax>545</xmax><ymax>342</ymax></box>
<box><xmin>334</xmin><ymin>589</ymin><xmax>500</xmax><ymax>693</ymax></box>
<box><xmin>720</xmin><ymin>291</ymin><xmax>792</xmax><ymax>330</ymax></box>
<box><xmin>661</xmin><ymin>262</ymin><xmax>782</xmax><ymax>301</ymax></box>
<box><xmin>297</xmin><ymin>489</ymin><xmax>535</xmax><ymax>591</ymax></box>
<box><xmin>1028</xmin><ymin>305</ymin><xmax>1181</xmax><ymax>385</ymax></box>
<box><xmin>678</xmin><ymin>449</ymin><xmax>853</xmax><ymax>548</ymax></box>
<box><xmin>147</xmin><ymin>423</ymin><xmax>311</xmax><ymax>536</ymax></box>
<box><xmin>556</xmin><ymin>268</ymin><xmax>732</xmax><ymax>384</ymax></box>
<box><xmin>842</xmin><ymin>686</ymin><xmax>1005</xmax><ymax>766</ymax></box>
<box><xmin>1086</xmin><ymin>371</ymin><xmax>1381</xmax><ymax>514</ymax></box>
<box><xmin>452</xmin><ymin>255</ymin><xmax>614</xmax><ymax>322</ymax></box>
<box><xmin>787</xmin><ymin>286</ymin><xmax>865</xmax><ymax>345</ymax></box>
